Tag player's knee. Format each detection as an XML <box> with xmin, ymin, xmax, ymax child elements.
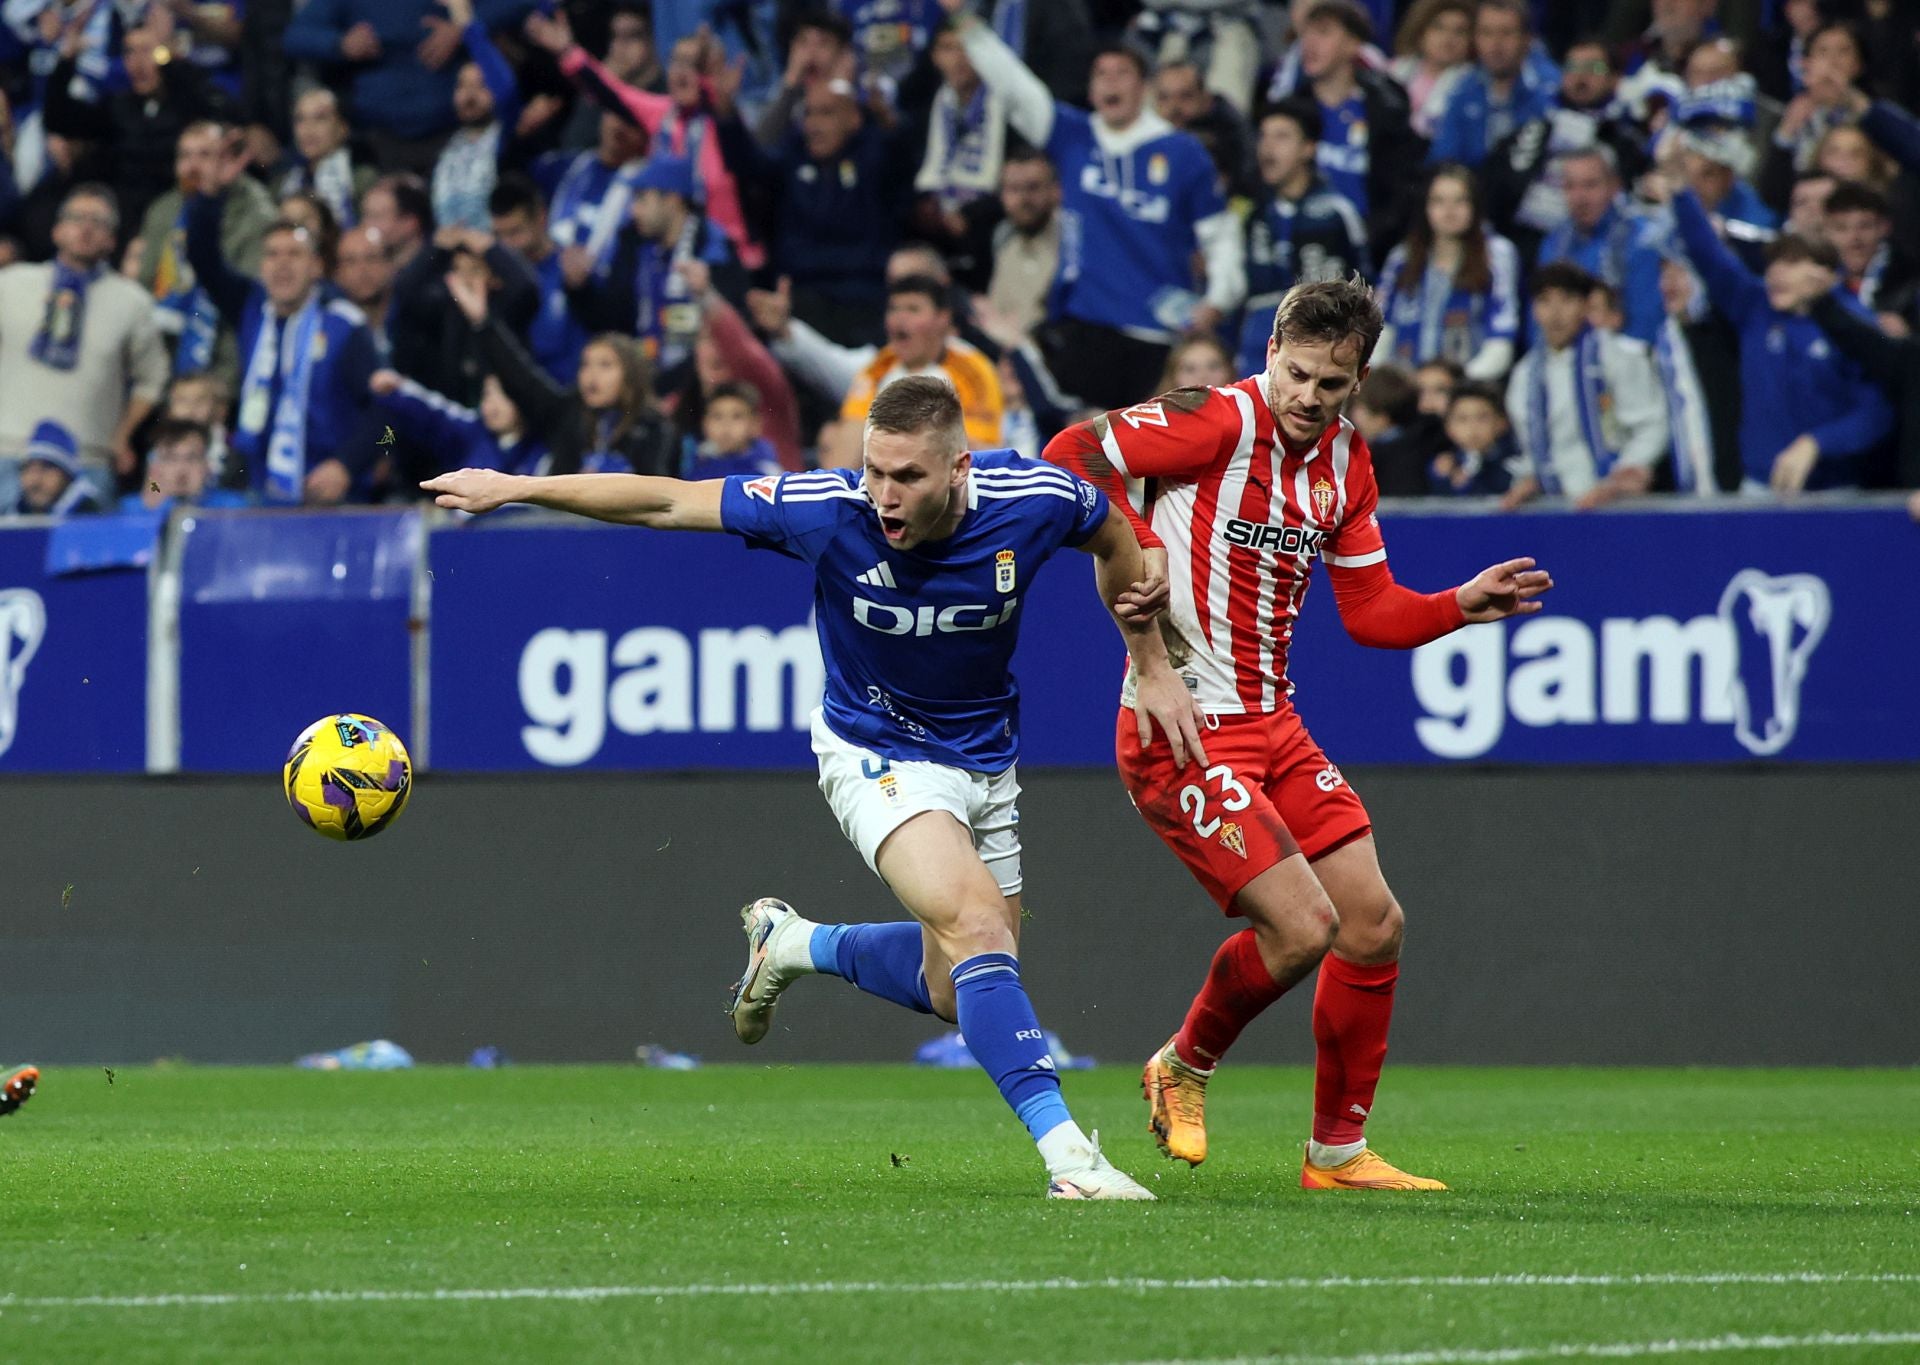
<box><xmin>1254</xmin><ymin>886</ymin><xmax>1338</xmax><ymax>962</ymax></box>
<box><xmin>1342</xmin><ymin>894</ymin><xmax>1403</xmax><ymax>963</ymax></box>
<box><xmin>933</xmin><ymin>903</ymin><xmax>1015</xmax><ymax>962</ymax></box>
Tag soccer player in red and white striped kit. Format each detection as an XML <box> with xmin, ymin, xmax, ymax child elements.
<box><xmin>1047</xmin><ymin>277</ymin><xmax>1552</xmax><ymax>1189</ymax></box>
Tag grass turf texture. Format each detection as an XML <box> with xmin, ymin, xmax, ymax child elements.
<box><xmin>0</xmin><ymin>1066</ymin><xmax>1915</xmax><ymax>1364</ymax></box>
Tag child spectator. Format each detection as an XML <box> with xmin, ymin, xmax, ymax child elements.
<box><xmin>1413</xmin><ymin>357</ymin><xmax>1463</xmax><ymax>417</ymax></box>
<box><xmin>1429</xmin><ymin>379</ymin><xmax>1516</xmax><ymax>497</ymax></box>
<box><xmin>118</xmin><ymin>419</ymin><xmax>249</xmax><ymax>512</ymax></box>
<box><xmin>685</xmin><ymin>381</ymin><xmax>781</xmax><ymax>480</ymax></box>
<box><xmin>1348</xmin><ymin>363</ymin><xmax>1447</xmax><ymax>496</ymax></box>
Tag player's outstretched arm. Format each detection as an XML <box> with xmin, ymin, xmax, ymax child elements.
<box><xmin>420</xmin><ymin>469</ymin><xmax>725</xmax><ymax>530</ymax></box>
<box><xmin>1081</xmin><ymin>505</ymin><xmax>1207</xmax><ymax>769</ymax></box>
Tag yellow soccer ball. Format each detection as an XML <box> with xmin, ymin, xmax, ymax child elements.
<box><xmin>283</xmin><ymin>714</ymin><xmax>413</xmax><ymax>841</ymax></box>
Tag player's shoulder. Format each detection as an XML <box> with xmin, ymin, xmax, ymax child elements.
<box><xmin>1108</xmin><ymin>382</ymin><xmax>1244</xmax><ymax>434</ymax></box>
<box><xmin>970</xmin><ymin>449</ymin><xmax>1080</xmax><ymax>486</ymax></box>
<box><xmin>1327</xmin><ymin>414</ymin><xmax>1377</xmax><ymax>476</ymax></box>
<box><xmin>970</xmin><ymin>450</ymin><xmax>1093</xmax><ymax>514</ymax></box>
<box><xmin>738</xmin><ymin>467</ymin><xmax>866</xmax><ymax>514</ymax></box>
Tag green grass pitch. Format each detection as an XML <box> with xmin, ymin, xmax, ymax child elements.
<box><xmin>1</xmin><ymin>1065</ymin><xmax>1916</xmax><ymax>1364</ymax></box>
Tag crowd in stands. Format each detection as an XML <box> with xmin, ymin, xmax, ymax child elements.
<box><xmin>2</xmin><ymin>0</ymin><xmax>1920</xmax><ymax>522</ymax></box>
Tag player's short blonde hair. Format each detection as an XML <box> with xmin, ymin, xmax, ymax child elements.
<box><xmin>865</xmin><ymin>375</ymin><xmax>966</xmax><ymax>459</ymax></box>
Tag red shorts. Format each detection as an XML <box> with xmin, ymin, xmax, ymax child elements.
<box><xmin>1116</xmin><ymin>704</ymin><xmax>1372</xmax><ymax>913</ymax></box>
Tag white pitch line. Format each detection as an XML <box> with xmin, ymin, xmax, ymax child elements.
<box><xmin>1</xmin><ymin>1271</ymin><xmax>1916</xmax><ymax>1310</ymax></box>
<box><xmin>1101</xmin><ymin>1330</ymin><xmax>1920</xmax><ymax>1365</ymax></box>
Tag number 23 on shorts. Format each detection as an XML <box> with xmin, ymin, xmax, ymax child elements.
<box><xmin>1177</xmin><ymin>764</ymin><xmax>1252</xmax><ymax>837</ymax></box>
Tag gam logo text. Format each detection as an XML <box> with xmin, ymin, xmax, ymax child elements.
<box><xmin>518</xmin><ymin>624</ymin><xmax>824</xmax><ymax>766</ymax></box>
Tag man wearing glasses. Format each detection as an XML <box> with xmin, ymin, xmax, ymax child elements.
<box><xmin>0</xmin><ymin>186</ymin><xmax>169</xmax><ymax>494</ymax></box>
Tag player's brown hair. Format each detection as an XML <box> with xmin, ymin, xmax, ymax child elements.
<box><xmin>1271</xmin><ymin>277</ymin><xmax>1385</xmax><ymax>370</ymax></box>
<box><xmin>866</xmin><ymin>375</ymin><xmax>967</xmax><ymax>457</ymax></box>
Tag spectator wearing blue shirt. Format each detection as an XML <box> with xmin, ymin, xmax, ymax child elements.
<box><xmin>283</xmin><ymin>0</ymin><xmax>536</xmax><ymax>170</ymax></box>
<box><xmin>570</xmin><ymin>155</ymin><xmax>745</xmax><ymax>393</ymax></box>
<box><xmin>1429</xmin><ymin>0</ymin><xmax>1556</xmax><ymax>169</ymax></box>
<box><xmin>1535</xmin><ymin>146</ymin><xmax>1666</xmax><ymax>345</ymax></box>
<box><xmin>116</xmin><ymin>419</ymin><xmax>250</xmax><ymax>513</ymax></box>
<box><xmin>955</xmin><ymin>7</ymin><xmax>1244</xmax><ymax>411</ymax></box>
<box><xmin>1293</xmin><ymin>1</ymin><xmax>1423</xmax><ymax>262</ymax></box>
<box><xmin>1374</xmin><ymin>164</ymin><xmax>1521</xmax><ymax>379</ymax></box>
<box><xmin>1669</xmin><ymin>187</ymin><xmax>1894</xmax><ymax>495</ymax></box>
<box><xmin>184</xmin><ymin>165</ymin><xmax>381</xmax><ymax>505</ymax></box>
<box><xmin>1237</xmin><ymin>97</ymin><xmax>1370</xmax><ymax>374</ymax></box>
<box><xmin>487</xmin><ymin>174</ymin><xmax>586</xmax><ymax>387</ymax></box>
<box><xmin>685</xmin><ymin>380</ymin><xmax>782</xmax><ymax>480</ymax></box>
<box><xmin>368</xmin><ymin>368</ymin><xmax>547</xmax><ymax>475</ymax></box>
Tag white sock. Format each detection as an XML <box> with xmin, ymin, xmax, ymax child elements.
<box><xmin>1308</xmin><ymin>1137</ymin><xmax>1367</xmax><ymax>1168</ymax></box>
<box><xmin>1035</xmin><ymin>1119</ymin><xmax>1094</xmax><ymax>1176</ymax></box>
<box><xmin>768</xmin><ymin>915</ymin><xmax>821</xmax><ymax>976</ymax></box>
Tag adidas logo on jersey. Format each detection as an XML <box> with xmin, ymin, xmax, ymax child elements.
<box><xmin>855</xmin><ymin>562</ymin><xmax>898</xmax><ymax>589</ymax></box>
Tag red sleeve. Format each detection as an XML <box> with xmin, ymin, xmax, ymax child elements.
<box><xmin>1326</xmin><ymin>435</ymin><xmax>1464</xmax><ymax>647</ymax></box>
<box><xmin>703</xmin><ymin>294</ymin><xmax>804</xmax><ymax>469</ymax></box>
<box><xmin>1042</xmin><ymin>387</ymin><xmax>1240</xmax><ymax>552</ymax></box>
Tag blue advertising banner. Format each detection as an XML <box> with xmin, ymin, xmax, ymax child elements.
<box><xmin>0</xmin><ymin>523</ymin><xmax>148</xmax><ymax>772</ymax></box>
<box><xmin>176</xmin><ymin>509</ymin><xmax>420</xmax><ymax>772</ymax></box>
<box><xmin>424</xmin><ymin>501</ymin><xmax>1920</xmax><ymax>770</ymax></box>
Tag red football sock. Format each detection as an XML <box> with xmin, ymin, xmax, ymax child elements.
<box><xmin>1311</xmin><ymin>953</ymin><xmax>1399</xmax><ymax>1146</ymax></box>
<box><xmin>1172</xmin><ymin>929</ymin><xmax>1289</xmax><ymax>1069</ymax></box>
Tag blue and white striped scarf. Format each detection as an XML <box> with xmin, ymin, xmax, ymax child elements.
<box><xmin>1654</xmin><ymin>317</ymin><xmax>1713</xmax><ymax>495</ymax></box>
<box><xmin>1526</xmin><ymin>328</ymin><xmax>1616</xmax><ymax>495</ymax></box>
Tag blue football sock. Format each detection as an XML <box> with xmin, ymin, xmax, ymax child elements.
<box><xmin>950</xmin><ymin>953</ymin><xmax>1074</xmax><ymax>1142</ymax></box>
<box><xmin>809</xmin><ymin>922</ymin><xmax>933</xmax><ymax>1014</ymax></box>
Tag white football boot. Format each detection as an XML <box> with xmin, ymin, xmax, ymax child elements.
<box><xmin>1046</xmin><ymin>1131</ymin><xmax>1157</xmax><ymax>1201</ymax></box>
<box><xmin>726</xmin><ymin>898</ymin><xmax>814</xmax><ymax>1044</ymax></box>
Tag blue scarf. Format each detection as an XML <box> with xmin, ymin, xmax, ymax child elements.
<box><xmin>992</xmin><ymin>0</ymin><xmax>1026</xmax><ymax>57</ymax></box>
<box><xmin>157</xmin><ymin>201</ymin><xmax>219</xmax><ymax>376</ymax></box>
<box><xmin>239</xmin><ymin>292</ymin><xmax>324</xmax><ymax>504</ymax></box>
<box><xmin>549</xmin><ymin>154</ymin><xmax>633</xmax><ymax>271</ymax></box>
<box><xmin>29</xmin><ymin>259</ymin><xmax>99</xmax><ymax>371</ymax></box>
<box><xmin>1654</xmin><ymin>318</ymin><xmax>1713</xmax><ymax>495</ymax></box>
<box><xmin>1526</xmin><ymin>328</ymin><xmax>1616</xmax><ymax>495</ymax></box>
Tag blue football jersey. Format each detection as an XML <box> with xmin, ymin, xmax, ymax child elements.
<box><xmin>719</xmin><ymin>451</ymin><xmax>1110</xmax><ymax>771</ymax></box>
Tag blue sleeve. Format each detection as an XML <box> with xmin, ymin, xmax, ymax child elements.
<box><xmin>1061</xmin><ymin>469</ymin><xmax>1109</xmax><ymax>548</ymax></box>
<box><xmin>473</xmin><ymin>0</ymin><xmax>538</xmax><ymax>31</ymax></box>
<box><xmin>1671</xmin><ymin>190</ymin><xmax>1762</xmax><ymax>329</ymax></box>
<box><xmin>463</xmin><ymin>20</ymin><xmax>522</xmax><ymax>141</ymax></box>
<box><xmin>184</xmin><ymin>192</ymin><xmax>255</xmax><ymax>321</ymax></box>
<box><xmin>282</xmin><ymin>0</ymin><xmax>349</xmax><ymax>61</ymax></box>
<box><xmin>1862</xmin><ymin>101</ymin><xmax>1920</xmax><ymax>176</ymax></box>
<box><xmin>378</xmin><ymin>378</ymin><xmax>481</xmax><ymax>452</ymax></box>
<box><xmin>1622</xmin><ymin>237</ymin><xmax>1667</xmax><ymax>345</ymax></box>
<box><xmin>1428</xmin><ymin>92</ymin><xmax>1470</xmax><ymax>165</ymax></box>
<box><xmin>718</xmin><ymin>471</ymin><xmax>853</xmax><ymax>563</ymax></box>
<box><xmin>1809</xmin><ymin>354</ymin><xmax>1895</xmax><ymax>460</ymax></box>
<box><xmin>1044</xmin><ymin>100</ymin><xmax>1089</xmax><ymax>166</ymax></box>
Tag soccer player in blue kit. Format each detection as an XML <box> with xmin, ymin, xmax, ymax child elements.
<box><xmin>423</xmin><ymin>377</ymin><xmax>1204</xmax><ymax>1200</ymax></box>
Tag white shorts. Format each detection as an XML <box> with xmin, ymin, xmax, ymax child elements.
<box><xmin>810</xmin><ymin>709</ymin><xmax>1024</xmax><ymax>896</ymax></box>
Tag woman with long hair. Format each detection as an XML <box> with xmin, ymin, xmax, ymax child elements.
<box><xmin>1389</xmin><ymin>0</ymin><xmax>1474</xmax><ymax>139</ymax></box>
<box><xmin>1374</xmin><ymin>164</ymin><xmax>1521</xmax><ymax>380</ymax></box>
<box><xmin>446</xmin><ymin>269</ymin><xmax>675</xmax><ymax>476</ymax></box>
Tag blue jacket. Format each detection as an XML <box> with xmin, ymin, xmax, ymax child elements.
<box><xmin>376</xmin><ymin>377</ymin><xmax>548</xmax><ymax>475</ymax></box>
<box><xmin>1238</xmin><ymin>173</ymin><xmax>1370</xmax><ymax>372</ymax></box>
<box><xmin>1536</xmin><ymin>199</ymin><xmax>1668</xmax><ymax>345</ymax></box>
<box><xmin>186</xmin><ymin>194</ymin><xmax>380</xmax><ymax>497</ymax></box>
<box><xmin>1429</xmin><ymin>66</ymin><xmax>1558</xmax><ymax>169</ymax></box>
<box><xmin>284</xmin><ymin>0</ymin><xmax>535</xmax><ymax>141</ymax></box>
<box><xmin>1673</xmin><ymin>190</ymin><xmax>1893</xmax><ymax>487</ymax></box>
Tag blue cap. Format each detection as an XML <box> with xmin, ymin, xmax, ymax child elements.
<box><xmin>24</xmin><ymin>420</ymin><xmax>80</xmax><ymax>477</ymax></box>
<box><xmin>631</xmin><ymin>154</ymin><xmax>696</xmax><ymax>200</ymax></box>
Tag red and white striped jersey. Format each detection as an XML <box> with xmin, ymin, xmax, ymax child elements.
<box><xmin>1053</xmin><ymin>377</ymin><xmax>1390</xmax><ymax>714</ymax></box>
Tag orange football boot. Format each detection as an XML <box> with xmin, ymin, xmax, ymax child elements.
<box><xmin>1301</xmin><ymin>1145</ymin><xmax>1447</xmax><ymax>1190</ymax></box>
<box><xmin>1141</xmin><ymin>1038</ymin><xmax>1211</xmax><ymax>1166</ymax></box>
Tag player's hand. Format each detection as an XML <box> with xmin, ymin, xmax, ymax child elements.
<box><xmin>1770</xmin><ymin>435</ymin><xmax>1820</xmax><ymax>496</ymax></box>
<box><xmin>1116</xmin><ymin>546</ymin><xmax>1169</xmax><ymax>622</ymax></box>
<box><xmin>422</xmin><ymin>467</ymin><xmax>521</xmax><ymax>514</ymax></box>
<box><xmin>1456</xmin><ymin>557</ymin><xmax>1553</xmax><ymax>624</ymax></box>
<box><xmin>1132</xmin><ymin>663</ymin><xmax>1207</xmax><ymax>770</ymax></box>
